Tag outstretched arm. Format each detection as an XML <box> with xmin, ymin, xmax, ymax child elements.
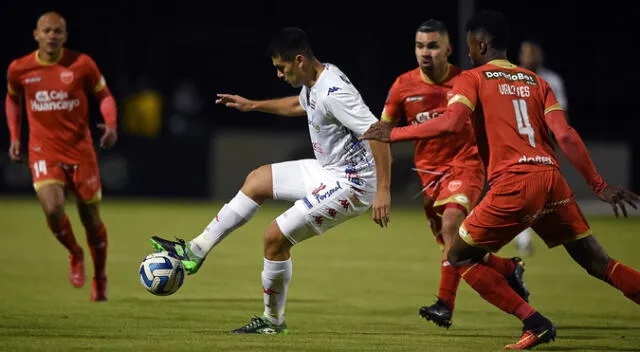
<box><xmin>390</xmin><ymin>103</ymin><xmax>470</xmax><ymax>142</ymax></box>
<box><xmin>545</xmin><ymin>110</ymin><xmax>605</xmax><ymax>193</ymax></box>
<box><xmin>216</xmin><ymin>94</ymin><xmax>306</xmax><ymax>117</ymax></box>
<box><xmin>360</xmin><ymin>103</ymin><xmax>471</xmax><ymax>142</ymax></box>
<box><xmin>546</xmin><ymin>109</ymin><xmax>639</xmax><ymax>216</ymax></box>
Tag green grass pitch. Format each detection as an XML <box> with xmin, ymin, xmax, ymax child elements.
<box><xmin>0</xmin><ymin>198</ymin><xmax>638</xmax><ymax>351</ymax></box>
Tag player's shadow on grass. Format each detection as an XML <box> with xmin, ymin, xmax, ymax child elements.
<box><xmin>543</xmin><ymin>348</ymin><xmax>640</xmax><ymax>352</ymax></box>
<box><xmin>559</xmin><ymin>325</ymin><xmax>640</xmax><ymax>331</ymax></box>
<box><xmin>123</xmin><ymin>297</ymin><xmax>326</xmax><ymax>303</ymax></box>
<box><xmin>443</xmin><ymin>333</ymin><xmax>516</xmax><ymax>339</ymax></box>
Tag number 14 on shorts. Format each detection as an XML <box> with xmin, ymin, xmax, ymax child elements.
<box><xmin>33</xmin><ymin>160</ymin><xmax>48</xmax><ymax>178</ymax></box>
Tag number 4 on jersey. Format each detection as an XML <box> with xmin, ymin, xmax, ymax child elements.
<box><xmin>512</xmin><ymin>99</ymin><xmax>536</xmax><ymax>147</ymax></box>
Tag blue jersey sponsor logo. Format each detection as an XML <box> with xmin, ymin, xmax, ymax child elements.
<box><xmin>302</xmin><ymin>197</ymin><xmax>313</xmax><ymax>209</ymax></box>
<box><xmin>313</xmin><ymin>181</ymin><xmax>343</xmax><ymax>202</ymax></box>
<box><xmin>327</xmin><ymin>87</ymin><xmax>341</xmax><ymax>95</ymax></box>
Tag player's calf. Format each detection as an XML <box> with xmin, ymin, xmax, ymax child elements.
<box><xmin>482</xmin><ymin>253</ymin><xmax>530</xmax><ymax>301</ymax></box>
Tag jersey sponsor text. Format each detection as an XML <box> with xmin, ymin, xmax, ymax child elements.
<box><xmin>31</xmin><ymin>90</ymin><xmax>80</xmax><ymax>112</ymax></box>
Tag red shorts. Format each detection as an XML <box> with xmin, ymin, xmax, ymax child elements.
<box><xmin>29</xmin><ymin>157</ymin><xmax>102</xmax><ymax>204</ymax></box>
<box><xmin>419</xmin><ymin>164</ymin><xmax>486</xmax><ymax>247</ymax></box>
<box><xmin>460</xmin><ymin>169</ymin><xmax>591</xmax><ymax>252</ymax></box>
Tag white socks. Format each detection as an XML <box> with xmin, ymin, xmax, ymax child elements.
<box><xmin>190</xmin><ymin>191</ymin><xmax>259</xmax><ymax>257</ymax></box>
<box><xmin>262</xmin><ymin>258</ymin><xmax>292</xmax><ymax>325</ymax></box>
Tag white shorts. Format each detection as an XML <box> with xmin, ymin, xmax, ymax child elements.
<box><xmin>272</xmin><ymin>159</ymin><xmax>374</xmax><ymax>244</ymax></box>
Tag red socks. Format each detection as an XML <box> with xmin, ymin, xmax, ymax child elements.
<box><xmin>460</xmin><ymin>263</ymin><xmax>535</xmax><ymax>320</ymax></box>
<box><xmin>606</xmin><ymin>259</ymin><xmax>640</xmax><ymax>304</ymax></box>
<box><xmin>47</xmin><ymin>215</ymin><xmax>81</xmax><ymax>254</ymax></box>
<box><xmin>483</xmin><ymin>253</ymin><xmax>516</xmax><ymax>276</ymax></box>
<box><xmin>87</xmin><ymin>222</ymin><xmax>108</xmax><ymax>278</ymax></box>
<box><xmin>436</xmin><ymin>255</ymin><xmax>515</xmax><ymax>312</ymax></box>
<box><xmin>438</xmin><ymin>260</ymin><xmax>461</xmax><ymax>310</ymax></box>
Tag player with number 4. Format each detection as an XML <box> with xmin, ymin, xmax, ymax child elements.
<box><xmin>361</xmin><ymin>10</ymin><xmax>640</xmax><ymax>350</ymax></box>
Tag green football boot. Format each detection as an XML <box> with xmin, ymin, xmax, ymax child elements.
<box><xmin>150</xmin><ymin>236</ymin><xmax>204</xmax><ymax>275</ymax></box>
<box><xmin>231</xmin><ymin>316</ymin><xmax>289</xmax><ymax>335</ymax></box>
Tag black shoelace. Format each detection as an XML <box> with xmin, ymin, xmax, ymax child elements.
<box><xmin>239</xmin><ymin>316</ymin><xmax>267</xmax><ymax>331</ymax></box>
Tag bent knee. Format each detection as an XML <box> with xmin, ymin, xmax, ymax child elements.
<box><xmin>441</xmin><ymin>222</ymin><xmax>461</xmax><ymax>241</ymax></box>
<box><xmin>264</xmin><ymin>227</ymin><xmax>289</xmax><ymax>248</ymax></box>
<box><xmin>42</xmin><ymin>202</ymin><xmax>65</xmax><ymax>220</ymax></box>
<box><xmin>263</xmin><ymin>222</ymin><xmax>292</xmax><ymax>259</ymax></box>
<box><xmin>242</xmin><ymin>165</ymin><xmax>273</xmax><ymax>201</ymax></box>
<box><xmin>245</xmin><ymin>164</ymin><xmax>272</xmax><ymax>184</ymax></box>
<box><xmin>446</xmin><ymin>251</ymin><xmax>463</xmax><ymax>268</ymax></box>
<box><xmin>441</xmin><ymin>206</ymin><xmax>465</xmax><ymax>230</ymax></box>
<box><xmin>82</xmin><ymin>216</ymin><xmax>103</xmax><ymax>235</ymax></box>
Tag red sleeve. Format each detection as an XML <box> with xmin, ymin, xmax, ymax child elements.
<box><xmin>545</xmin><ymin>109</ymin><xmax>607</xmax><ymax>194</ymax></box>
<box><xmin>6</xmin><ymin>61</ymin><xmax>22</xmax><ymax>143</ymax></box>
<box><xmin>99</xmin><ymin>95</ymin><xmax>117</xmax><ymax>129</ymax></box>
<box><xmin>389</xmin><ymin>103</ymin><xmax>471</xmax><ymax>141</ymax></box>
<box><xmin>84</xmin><ymin>55</ymin><xmax>117</xmax><ymax>129</ymax></box>
<box><xmin>389</xmin><ymin>71</ymin><xmax>478</xmax><ymax>142</ymax></box>
<box><xmin>5</xmin><ymin>93</ymin><xmax>22</xmax><ymax>143</ymax></box>
<box><xmin>380</xmin><ymin>77</ymin><xmax>404</xmax><ymax>125</ymax></box>
<box><xmin>6</xmin><ymin>60</ymin><xmax>22</xmax><ymax>97</ymax></box>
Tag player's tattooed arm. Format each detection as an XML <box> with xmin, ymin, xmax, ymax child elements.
<box><xmin>359</xmin><ymin>121</ymin><xmax>393</xmax><ymax>142</ymax></box>
<box><xmin>216</xmin><ymin>94</ymin><xmax>305</xmax><ymax>117</ymax></box>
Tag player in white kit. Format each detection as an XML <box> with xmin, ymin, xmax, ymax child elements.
<box><xmin>150</xmin><ymin>27</ymin><xmax>392</xmax><ymax>334</ymax></box>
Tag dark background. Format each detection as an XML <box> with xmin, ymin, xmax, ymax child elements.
<box><xmin>1</xmin><ymin>0</ymin><xmax>637</xmax><ymax>198</ymax></box>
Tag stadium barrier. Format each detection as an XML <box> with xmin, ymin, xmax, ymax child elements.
<box><xmin>208</xmin><ymin>131</ymin><xmax>634</xmax><ymax>216</ymax></box>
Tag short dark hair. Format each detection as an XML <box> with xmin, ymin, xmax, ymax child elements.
<box><xmin>266</xmin><ymin>27</ymin><xmax>315</xmax><ymax>61</ymax></box>
<box><xmin>417</xmin><ymin>19</ymin><xmax>449</xmax><ymax>35</ymax></box>
<box><xmin>465</xmin><ymin>10</ymin><xmax>510</xmax><ymax>50</ymax></box>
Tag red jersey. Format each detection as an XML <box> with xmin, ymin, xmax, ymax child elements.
<box><xmin>448</xmin><ymin>60</ymin><xmax>561</xmax><ymax>183</ymax></box>
<box><xmin>7</xmin><ymin>49</ymin><xmax>109</xmax><ymax>164</ymax></box>
<box><xmin>382</xmin><ymin>65</ymin><xmax>481</xmax><ymax>170</ymax></box>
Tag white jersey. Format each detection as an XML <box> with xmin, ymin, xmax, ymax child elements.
<box><xmin>537</xmin><ymin>66</ymin><xmax>568</xmax><ymax>111</ymax></box>
<box><xmin>298</xmin><ymin>63</ymin><xmax>378</xmax><ymax>189</ymax></box>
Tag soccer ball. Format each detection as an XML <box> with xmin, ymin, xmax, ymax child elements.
<box><xmin>138</xmin><ymin>251</ymin><xmax>186</xmax><ymax>296</ymax></box>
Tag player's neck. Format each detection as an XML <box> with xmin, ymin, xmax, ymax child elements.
<box><xmin>306</xmin><ymin>59</ymin><xmax>325</xmax><ymax>88</ymax></box>
<box><xmin>420</xmin><ymin>63</ymin><xmax>450</xmax><ymax>84</ymax></box>
<box><xmin>36</xmin><ymin>48</ymin><xmax>64</xmax><ymax>64</ymax></box>
<box><xmin>485</xmin><ymin>51</ymin><xmax>507</xmax><ymax>65</ymax></box>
